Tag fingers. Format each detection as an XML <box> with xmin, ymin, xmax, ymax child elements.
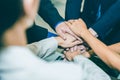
<box><xmin>78</xmin><ymin>45</ymin><xmax>86</xmax><ymax>54</ymax></box>
<box><xmin>56</xmin><ymin>20</ymin><xmax>85</xmax><ymax>43</ymax></box>
<box><xmin>69</xmin><ymin>46</ymin><xmax>78</xmax><ymax>53</ymax></box>
<box><xmin>69</xmin><ymin>41</ymin><xmax>81</xmax><ymax>47</ymax></box>
<box><xmin>64</xmin><ymin>51</ymin><xmax>72</xmax><ymax>61</ymax></box>
<box><xmin>78</xmin><ymin>45</ymin><xmax>91</xmax><ymax>58</ymax></box>
<box><xmin>57</xmin><ymin>29</ymin><xmax>66</xmax><ymax>40</ymax></box>
<box><xmin>67</xmin><ymin>28</ymin><xmax>83</xmax><ymax>43</ymax></box>
<box><xmin>64</xmin><ymin>45</ymin><xmax>91</xmax><ymax>61</ymax></box>
<box><xmin>78</xmin><ymin>18</ymin><xmax>84</xmax><ymax>22</ymax></box>
<box><xmin>64</xmin><ymin>49</ymin><xmax>80</xmax><ymax>61</ymax></box>
<box><xmin>65</xmin><ymin>22</ymin><xmax>83</xmax><ymax>42</ymax></box>
<box><xmin>56</xmin><ymin>22</ymin><xmax>69</xmax><ymax>40</ymax></box>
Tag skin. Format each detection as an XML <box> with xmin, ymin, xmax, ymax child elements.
<box><xmin>55</xmin><ymin>33</ymin><xmax>81</xmax><ymax>48</ymax></box>
<box><xmin>56</xmin><ymin>21</ymin><xmax>83</xmax><ymax>42</ymax></box>
<box><xmin>67</xmin><ymin>19</ymin><xmax>120</xmax><ymax>71</ymax></box>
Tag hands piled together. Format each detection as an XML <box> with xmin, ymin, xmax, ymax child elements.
<box><xmin>55</xmin><ymin>19</ymin><xmax>93</xmax><ymax>61</ymax></box>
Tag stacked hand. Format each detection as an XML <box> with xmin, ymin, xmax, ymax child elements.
<box><xmin>55</xmin><ymin>33</ymin><xmax>82</xmax><ymax>48</ymax></box>
<box><xmin>55</xmin><ymin>19</ymin><xmax>93</xmax><ymax>60</ymax></box>
<box><xmin>66</xmin><ymin>19</ymin><xmax>88</xmax><ymax>37</ymax></box>
<box><xmin>64</xmin><ymin>45</ymin><xmax>91</xmax><ymax>61</ymax></box>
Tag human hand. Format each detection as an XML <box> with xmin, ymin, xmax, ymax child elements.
<box><xmin>64</xmin><ymin>47</ymin><xmax>90</xmax><ymax>61</ymax></box>
<box><xmin>55</xmin><ymin>21</ymin><xmax>82</xmax><ymax>42</ymax></box>
<box><xmin>55</xmin><ymin>33</ymin><xmax>81</xmax><ymax>48</ymax></box>
<box><xmin>66</xmin><ymin>19</ymin><xmax>88</xmax><ymax>37</ymax></box>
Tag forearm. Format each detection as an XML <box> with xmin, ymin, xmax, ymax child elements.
<box><xmin>81</xmin><ymin>31</ymin><xmax>120</xmax><ymax>70</ymax></box>
<box><xmin>108</xmin><ymin>43</ymin><xmax>120</xmax><ymax>54</ymax></box>
<box><xmin>39</xmin><ymin>0</ymin><xmax>64</xmax><ymax>29</ymax></box>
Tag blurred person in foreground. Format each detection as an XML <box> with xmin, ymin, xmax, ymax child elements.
<box><xmin>0</xmin><ymin>0</ymin><xmax>110</xmax><ymax>80</ymax></box>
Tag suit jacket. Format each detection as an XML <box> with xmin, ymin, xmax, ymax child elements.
<box><xmin>38</xmin><ymin>0</ymin><xmax>64</xmax><ymax>30</ymax></box>
<box><xmin>65</xmin><ymin>0</ymin><xmax>100</xmax><ymax>26</ymax></box>
<box><xmin>26</xmin><ymin>24</ymin><xmax>48</xmax><ymax>44</ymax></box>
<box><xmin>65</xmin><ymin>0</ymin><xmax>120</xmax><ymax>45</ymax></box>
<box><xmin>26</xmin><ymin>0</ymin><xmax>64</xmax><ymax>43</ymax></box>
<box><xmin>91</xmin><ymin>0</ymin><xmax>120</xmax><ymax>44</ymax></box>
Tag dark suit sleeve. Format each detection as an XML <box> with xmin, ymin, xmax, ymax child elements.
<box><xmin>65</xmin><ymin>0</ymin><xmax>82</xmax><ymax>20</ymax></box>
<box><xmin>91</xmin><ymin>0</ymin><xmax>120</xmax><ymax>40</ymax></box>
<box><xmin>38</xmin><ymin>0</ymin><xmax>64</xmax><ymax>30</ymax></box>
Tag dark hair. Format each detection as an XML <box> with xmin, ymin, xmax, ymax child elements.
<box><xmin>0</xmin><ymin>0</ymin><xmax>24</xmax><ymax>47</ymax></box>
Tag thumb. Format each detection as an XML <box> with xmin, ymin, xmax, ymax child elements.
<box><xmin>69</xmin><ymin>41</ymin><xmax>81</xmax><ymax>47</ymax></box>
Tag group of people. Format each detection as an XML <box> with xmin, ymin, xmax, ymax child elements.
<box><xmin>0</xmin><ymin>0</ymin><xmax>120</xmax><ymax>80</ymax></box>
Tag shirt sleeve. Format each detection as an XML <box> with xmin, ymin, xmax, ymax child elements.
<box><xmin>27</xmin><ymin>37</ymin><xmax>58</xmax><ymax>59</ymax></box>
<box><xmin>73</xmin><ymin>55</ymin><xmax>111</xmax><ymax>80</ymax></box>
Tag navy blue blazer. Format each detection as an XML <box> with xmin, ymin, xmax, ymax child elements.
<box><xmin>27</xmin><ymin>0</ymin><xmax>64</xmax><ymax>43</ymax></box>
<box><xmin>65</xmin><ymin>0</ymin><xmax>120</xmax><ymax>45</ymax></box>
<box><xmin>38</xmin><ymin>0</ymin><xmax>64</xmax><ymax>30</ymax></box>
<box><xmin>92</xmin><ymin>0</ymin><xmax>120</xmax><ymax>45</ymax></box>
<box><xmin>66</xmin><ymin>0</ymin><xmax>101</xmax><ymax>26</ymax></box>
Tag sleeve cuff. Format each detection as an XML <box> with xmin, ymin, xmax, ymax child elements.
<box><xmin>54</xmin><ymin>21</ymin><xmax>64</xmax><ymax>29</ymax></box>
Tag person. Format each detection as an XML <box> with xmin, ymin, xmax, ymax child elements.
<box><xmin>66</xmin><ymin>19</ymin><xmax>120</xmax><ymax>79</ymax></box>
<box><xmin>39</xmin><ymin>0</ymin><xmax>78</xmax><ymax>40</ymax></box>
<box><xmin>0</xmin><ymin>0</ymin><xmax>111</xmax><ymax>80</ymax></box>
<box><xmin>65</xmin><ymin>0</ymin><xmax>120</xmax><ymax>77</ymax></box>
<box><xmin>27</xmin><ymin>0</ymin><xmax>79</xmax><ymax>44</ymax></box>
<box><xmin>65</xmin><ymin>0</ymin><xmax>120</xmax><ymax>45</ymax></box>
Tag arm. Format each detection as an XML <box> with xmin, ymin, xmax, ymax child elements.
<box><xmin>27</xmin><ymin>37</ymin><xmax>58</xmax><ymax>59</ymax></box>
<box><xmin>65</xmin><ymin>0</ymin><xmax>82</xmax><ymax>20</ymax></box>
<box><xmin>91</xmin><ymin>0</ymin><xmax>120</xmax><ymax>40</ymax></box>
<box><xmin>81</xmin><ymin>30</ymin><xmax>120</xmax><ymax>71</ymax></box>
<box><xmin>39</xmin><ymin>0</ymin><xmax>78</xmax><ymax>40</ymax></box>
<box><xmin>38</xmin><ymin>0</ymin><xmax>64</xmax><ymax>30</ymax></box>
<box><xmin>27</xmin><ymin>34</ymin><xmax>80</xmax><ymax>59</ymax></box>
<box><xmin>69</xmin><ymin>19</ymin><xmax>120</xmax><ymax>71</ymax></box>
<box><xmin>108</xmin><ymin>43</ymin><xmax>120</xmax><ymax>54</ymax></box>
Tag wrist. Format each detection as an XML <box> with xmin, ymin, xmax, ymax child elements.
<box><xmin>55</xmin><ymin>21</ymin><xmax>64</xmax><ymax>29</ymax></box>
<box><xmin>79</xmin><ymin>29</ymin><xmax>89</xmax><ymax>38</ymax></box>
<box><xmin>55</xmin><ymin>37</ymin><xmax>64</xmax><ymax>46</ymax></box>
<box><xmin>81</xmin><ymin>30</ymin><xmax>93</xmax><ymax>39</ymax></box>
<box><xmin>88</xmin><ymin>28</ymin><xmax>98</xmax><ymax>37</ymax></box>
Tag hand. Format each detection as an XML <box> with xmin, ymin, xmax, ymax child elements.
<box><xmin>55</xmin><ymin>21</ymin><xmax>82</xmax><ymax>41</ymax></box>
<box><xmin>64</xmin><ymin>49</ymin><xmax>80</xmax><ymax>61</ymax></box>
<box><xmin>66</xmin><ymin>19</ymin><xmax>88</xmax><ymax>37</ymax></box>
<box><xmin>65</xmin><ymin>45</ymin><xmax>90</xmax><ymax>61</ymax></box>
<box><xmin>55</xmin><ymin>33</ymin><xmax>81</xmax><ymax>48</ymax></box>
